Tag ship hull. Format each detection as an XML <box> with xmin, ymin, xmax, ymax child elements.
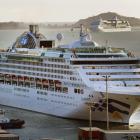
<box><xmin>0</xmin><ymin>83</ymin><xmax>139</xmax><ymax>124</ymax></box>
<box><xmin>98</xmin><ymin>27</ymin><xmax>131</xmax><ymax>32</ymax></box>
<box><xmin>92</xmin><ymin>25</ymin><xmax>131</xmax><ymax>32</ymax></box>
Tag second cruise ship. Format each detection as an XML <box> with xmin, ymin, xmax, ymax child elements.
<box><xmin>91</xmin><ymin>16</ymin><xmax>131</xmax><ymax>32</ymax></box>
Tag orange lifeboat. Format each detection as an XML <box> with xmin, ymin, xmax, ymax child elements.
<box><xmin>49</xmin><ymin>80</ymin><xmax>54</xmax><ymax>87</ymax></box>
<box><xmin>18</xmin><ymin>76</ymin><xmax>24</xmax><ymax>81</ymax></box>
<box><xmin>12</xmin><ymin>75</ymin><xmax>18</xmax><ymax>81</ymax></box>
<box><xmin>42</xmin><ymin>79</ymin><xmax>49</xmax><ymax>85</ymax></box>
<box><xmin>30</xmin><ymin>77</ymin><xmax>34</xmax><ymax>82</ymax></box>
<box><xmin>36</xmin><ymin>78</ymin><xmax>42</xmax><ymax>84</ymax></box>
<box><xmin>5</xmin><ymin>74</ymin><xmax>11</xmax><ymax>80</ymax></box>
<box><xmin>0</xmin><ymin>73</ymin><xmax>4</xmax><ymax>80</ymax></box>
<box><xmin>24</xmin><ymin>76</ymin><xmax>30</xmax><ymax>82</ymax></box>
<box><xmin>55</xmin><ymin>80</ymin><xmax>61</xmax><ymax>87</ymax></box>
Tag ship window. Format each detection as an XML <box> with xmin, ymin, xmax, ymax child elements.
<box><xmin>74</xmin><ymin>88</ymin><xmax>81</xmax><ymax>94</ymax></box>
<box><xmin>71</xmin><ymin>60</ymin><xmax>140</xmax><ymax>65</ymax></box>
<box><xmin>40</xmin><ymin>40</ymin><xmax>54</xmax><ymax>48</ymax></box>
<box><xmin>81</xmin><ymin>89</ymin><xmax>84</xmax><ymax>94</ymax></box>
<box><xmin>63</xmin><ymin>87</ymin><xmax>68</xmax><ymax>93</ymax></box>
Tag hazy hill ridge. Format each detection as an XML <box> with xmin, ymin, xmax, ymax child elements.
<box><xmin>0</xmin><ymin>22</ymin><xmax>73</xmax><ymax>29</ymax></box>
<box><xmin>0</xmin><ymin>12</ymin><xmax>140</xmax><ymax>29</ymax></box>
<box><xmin>0</xmin><ymin>22</ymin><xmax>28</xmax><ymax>29</ymax></box>
<box><xmin>74</xmin><ymin>12</ymin><xmax>140</xmax><ymax>27</ymax></box>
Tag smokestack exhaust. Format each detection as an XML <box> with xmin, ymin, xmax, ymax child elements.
<box><xmin>29</xmin><ymin>25</ymin><xmax>39</xmax><ymax>35</ymax></box>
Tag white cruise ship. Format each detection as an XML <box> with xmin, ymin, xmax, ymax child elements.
<box><xmin>91</xmin><ymin>16</ymin><xmax>131</xmax><ymax>32</ymax></box>
<box><xmin>0</xmin><ymin>25</ymin><xmax>139</xmax><ymax>123</ymax></box>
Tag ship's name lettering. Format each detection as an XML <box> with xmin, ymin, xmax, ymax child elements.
<box><xmin>14</xmin><ymin>93</ymin><xmax>29</xmax><ymax>98</ymax></box>
<box><xmin>14</xmin><ymin>87</ymin><xmax>29</xmax><ymax>92</ymax></box>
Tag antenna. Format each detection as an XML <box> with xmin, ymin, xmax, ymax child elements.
<box><xmin>80</xmin><ymin>24</ymin><xmax>84</xmax><ymax>37</ymax></box>
<box><xmin>105</xmin><ymin>40</ymin><xmax>109</xmax><ymax>54</ymax></box>
<box><xmin>105</xmin><ymin>40</ymin><xmax>108</xmax><ymax>47</ymax></box>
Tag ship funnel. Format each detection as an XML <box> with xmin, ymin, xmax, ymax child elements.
<box><xmin>29</xmin><ymin>25</ymin><xmax>39</xmax><ymax>35</ymax></box>
<box><xmin>80</xmin><ymin>24</ymin><xmax>84</xmax><ymax>38</ymax></box>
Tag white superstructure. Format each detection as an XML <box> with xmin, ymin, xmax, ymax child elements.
<box><xmin>91</xmin><ymin>16</ymin><xmax>131</xmax><ymax>32</ymax></box>
<box><xmin>0</xmin><ymin>25</ymin><xmax>140</xmax><ymax>123</ymax></box>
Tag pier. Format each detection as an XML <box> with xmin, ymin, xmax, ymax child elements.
<box><xmin>0</xmin><ymin>129</ymin><xmax>19</xmax><ymax>140</ymax></box>
<box><xmin>78</xmin><ymin>127</ymin><xmax>140</xmax><ymax>140</ymax></box>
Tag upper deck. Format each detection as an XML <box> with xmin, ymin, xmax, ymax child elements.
<box><xmin>0</xmin><ymin>24</ymin><xmax>137</xmax><ymax>64</ymax></box>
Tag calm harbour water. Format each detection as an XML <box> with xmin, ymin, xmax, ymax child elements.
<box><xmin>0</xmin><ymin>28</ymin><xmax>140</xmax><ymax>140</ymax></box>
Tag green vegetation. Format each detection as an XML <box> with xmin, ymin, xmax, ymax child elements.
<box><xmin>72</xmin><ymin>47</ymin><xmax>106</xmax><ymax>53</ymax></box>
<box><xmin>7</xmin><ymin>55</ymin><xmax>43</xmax><ymax>63</ymax></box>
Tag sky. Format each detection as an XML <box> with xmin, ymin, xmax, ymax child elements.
<box><xmin>0</xmin><ymin>0</ymin><xmax>140</xmax><ymax>22</ymax></box>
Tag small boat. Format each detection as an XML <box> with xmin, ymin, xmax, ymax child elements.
<box><xmin>0</xmin><ymin>109</ymin><xmax>25</xmax><ymax>129</ymax></box>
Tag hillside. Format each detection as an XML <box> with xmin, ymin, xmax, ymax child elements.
<box><xmin>74</xmin><ymin>12</ymin><xmax>140</xmax><ymax>27</ymax></box>
<box><xmin>0</xmin><ymin>22</ymin><xmax>28</xmax><ymax>29</ymax></box>
<box><xmin>0</xmin><ymin>22</ymin><xmax>74</xmax><ymax>29</ymax></box>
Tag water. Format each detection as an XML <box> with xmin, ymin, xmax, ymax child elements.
<box><xmin>0</xmin><ymin>28</ymin><xmax>140</xmax><ymax>140</ymax></box>
<box><xmin>0</xmin><ymin>105</ymin><xmax>125</xmax><ymax>140</ymax></box>
<box><xmin>92</xmin><ymin>31</ymin><xmax>140</xmax><ymax>57</ymax></box>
